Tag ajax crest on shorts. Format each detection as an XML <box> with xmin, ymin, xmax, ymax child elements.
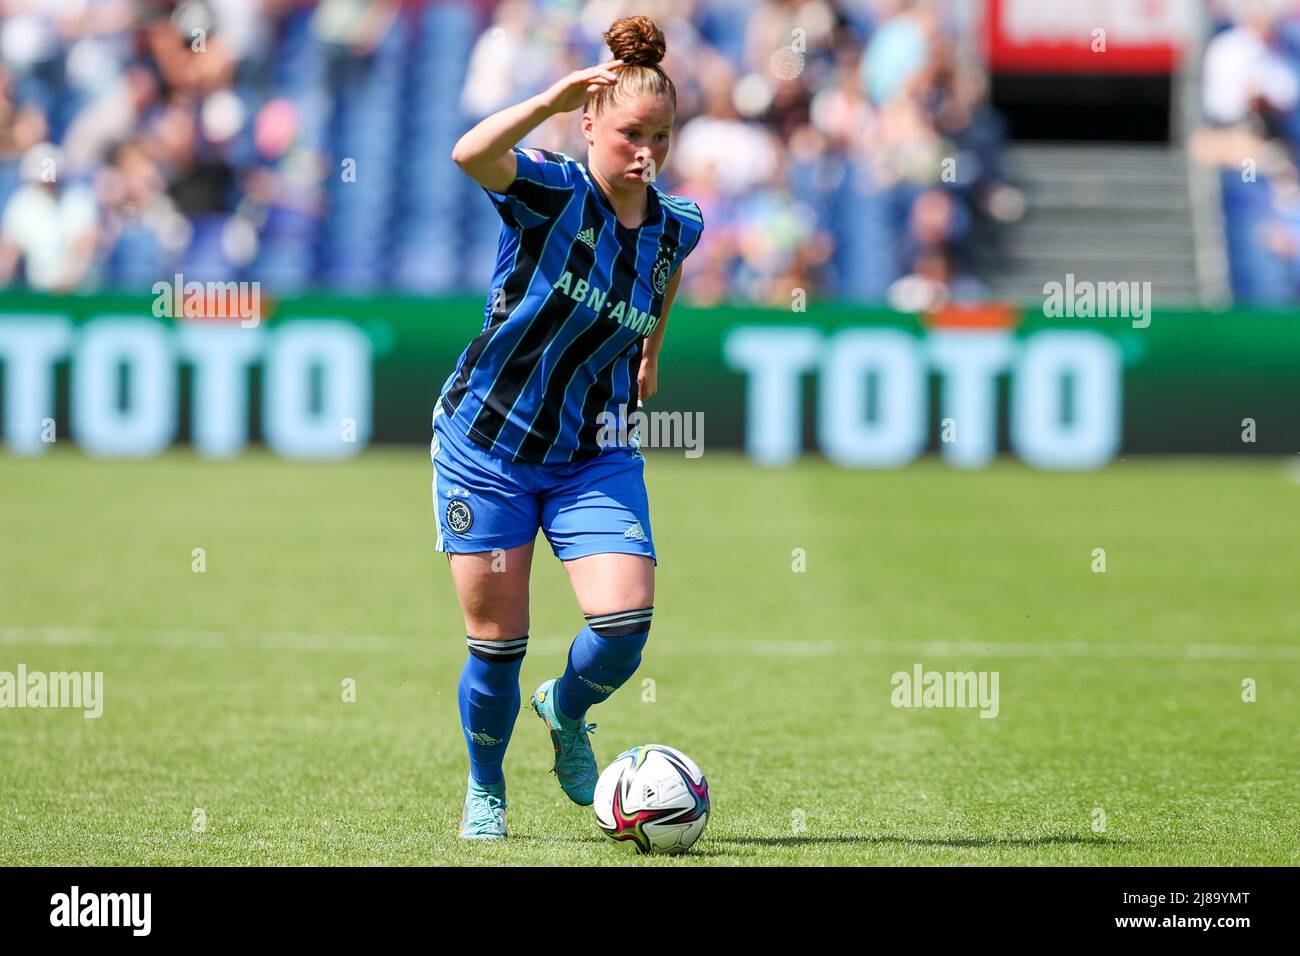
<box><xmin>445</xmin><ymin>499</ymin><xmax>473</xmax><ymax>534</ymax></box>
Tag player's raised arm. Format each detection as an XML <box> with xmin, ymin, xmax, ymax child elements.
<box><xmin>450</xmin><ymin>59</ymin><xmax>625</xmax><ymax>194</ymax></box>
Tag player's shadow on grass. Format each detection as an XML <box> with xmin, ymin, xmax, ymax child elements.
<box><xmin>706</xmin><ymin>834</ymin><xmax>1122</xmax><ymax>849</ymax></box>
<box><xmin>507</xmin><ymin>834</ymin><xmax>1126</xmax><ymax>857</ymax></box>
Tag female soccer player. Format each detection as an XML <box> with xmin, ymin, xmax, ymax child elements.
<box><xmin>435</xmin><ymin>15</ymin><xmax>704</xmax><ymax>838</ymax></box>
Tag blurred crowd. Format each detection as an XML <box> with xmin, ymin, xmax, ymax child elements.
<box><xmin>0</xmin><ymin>0</ymin><xmax>1019</xmax><ymax>308</ymax></box>
<box><xmin>1195</xmin><ymin>0</ymin><xmax>1300</xmax><ymax>304</ymax></box>
<box><xmin>466</xmin><ymin>0</ymin><xmax>1021</xmax><ymax>309</ymax></box>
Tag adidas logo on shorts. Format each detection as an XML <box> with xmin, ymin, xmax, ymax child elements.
<box><xmin>623</xmin><ymin>522</ymin><xmax>648</xmax><ymax>543</ymax></box>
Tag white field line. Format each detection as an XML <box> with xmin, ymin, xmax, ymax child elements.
<box><xmin>0</xmin><ymin>626</ymin><xmax>1296</xmax><ymax>660</ymax></box>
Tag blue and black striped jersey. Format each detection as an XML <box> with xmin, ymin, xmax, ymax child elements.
<box><xmin>438</xmin><ymin>146</ymin><xmax>704</xmax><ymax>463</ymax></box>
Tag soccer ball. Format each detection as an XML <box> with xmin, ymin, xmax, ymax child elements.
<box><xmin>593</xmin><ymin>744</ymin><xmax>711</xmax><ymax>855</ymax></box>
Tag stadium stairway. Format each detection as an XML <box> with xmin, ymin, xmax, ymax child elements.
<box><xmin>972</xmin><ymin>143</ymin><xmax>1204</xmax><ymax>308</ymax></box>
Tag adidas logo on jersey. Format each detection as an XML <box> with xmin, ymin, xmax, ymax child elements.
<box><xmin>577</xmin><ymin>226</ymin><xmax>597</xmax><ymax>249</ymax></box>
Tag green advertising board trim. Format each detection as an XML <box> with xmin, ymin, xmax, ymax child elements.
<box><xmin>0</xmin><ymin>294</ymin><xmax>1296</xmax><ymax>464</ymax></box>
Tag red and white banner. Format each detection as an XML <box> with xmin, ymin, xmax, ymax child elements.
<box><xmin>984</xmin><ymin>0</ymin><xmax>1192</xmax><ymax>75</ymax></box>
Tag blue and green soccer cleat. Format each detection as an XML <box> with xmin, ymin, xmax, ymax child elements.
<box><xmin>530</xmin><ymin>678</ymin><xmax>599</xmax><ymax>806</ymax></box>
<box><xmin>458</xmin><ymin>776</ymin><xmax>507</xmax><ymax>839</ymax></box>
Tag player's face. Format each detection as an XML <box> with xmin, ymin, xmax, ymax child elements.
<box><xmin>587</xmin><ymin>94</ymin><xmax>673</xmax><ymax>191</ymax></box>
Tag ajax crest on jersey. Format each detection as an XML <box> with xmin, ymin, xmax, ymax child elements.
<box><xmin>593</xmin><ymin>744</ymin><xmax>710</xmax><ymax>854</ymax></box>
<box><xmin>651</xmin><ymin>256</ymin><xmax>673</xmax><ymax>295</ymax></box>
<box><xmin>445</xmin><ymin>499</ymin><xmax>473</xmax><ymax>534</ymax></box>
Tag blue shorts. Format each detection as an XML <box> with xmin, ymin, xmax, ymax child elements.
<box><xmin>430</xmin><ymin>401</ymin><xmax>656</xmax><ymax>563</ymax></box>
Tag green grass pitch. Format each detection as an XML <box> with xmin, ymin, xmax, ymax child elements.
<box><xmin>1</xmin><ymin>449</ymin><xmax>1296</xmax><ymax>865</ymax></box>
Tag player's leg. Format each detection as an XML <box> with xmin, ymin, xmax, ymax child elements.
<box><xmin>432</xmin><ymin>404</ymin><xmax>540</xmax><ymax>836</ymax></box>
<box><xmin>549</xmin><ymin>448</ymin><xmax>656</xmax><ymax>722</ymax></box>
<box><xmin>529</xmin><ymin>448</ymin><xmax>656</xmax><ymax>805</ymax></box>
<box><xmin>449</xmin><ymin>542</ymin><xmax>535</xmax><ymax>788</ymax></box>
<box><xmin>448</xmin><ymin>548</ymin><xmax>530</xmax><ymax>840</ymax></box>
<box><xmin>554</xmin><ymin>551</ymin><xmax>654</xmax><ymax>721</ymax></box>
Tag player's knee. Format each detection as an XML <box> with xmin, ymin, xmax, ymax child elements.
<box><xmin>465</xmin><ymin>619</ymin><xmax>528</xmax><ymax>643</ymax></box>
<box><xmin>586</xmin><ymin>605</ymin><xmax>653</xmax><ymax>644</ymax></box>
<box><xmin>460</xmin><ymin>593</ymin><xmax>528</xmax><ymax>642</ymax></box>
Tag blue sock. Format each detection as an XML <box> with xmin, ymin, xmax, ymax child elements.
<box><xmin>458</xmin><ymin>635</ymin><xmax>528</xmax><ymax>787</ymax></box>
<box><xmin>555</xmin><ymin>607</ymin><xmax>653</xmax><ymax>722</ymax></box>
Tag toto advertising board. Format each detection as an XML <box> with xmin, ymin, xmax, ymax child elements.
<box><xmin>0</xmin><ymin>294</ymin><xmax>1296</xmax><ymax>467</ymax></box>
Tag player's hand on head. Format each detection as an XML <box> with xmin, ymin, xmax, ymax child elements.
<box><xmin>543</xmin><ymin>59</ymin><xmax>624</xmax><ymax>114</ymax></box>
